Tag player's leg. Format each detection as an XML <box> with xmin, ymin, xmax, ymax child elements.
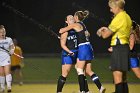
<box><xmin>122</xmin><ymin>72</ymin><xmax>129</xmax><ymax>93</ymax></box>
<box><xmin>76</xmin><ymin>59</ymin><xmax>86</xmax><ymax>93</ymax></box>
<box><xmin>113</xmin><ymin>71</ymin><xmax>124</xmax><ymax>93</ymax></box>
<box><xmin>75</xmin><ymin>62</ymin><xmax>89</xmax><ymax>93</ymax></box>
<box><xmin>132</xmin><ymin>68</ymin><xmax>140</xmax><ymax>79</ymax></box>
<box><xmin>4</xmin><ymin>65</ymin><xmax>12</xmax><ymax>92</ymax></box>
<box><xmin>77</xmin><ymin>44</ymin><xmax>94</xmax><ymax>93</ymax></box>
<box><xmin>57</xmin><ymin>64</ymin><xmax>72</xmax><ymax>93</ymax></box>
<box><xmin>130</xmin><ymin>57</ymin><xmax>140</xmax><ymax>79</ymax></box>
<box><xmin>57</xmin><ymin>53</ymin><xmax>74</xmax><ymax>93</ymax></box>
<box><xmin>14</xmin><ymin>66</ymin><xmax>23</xmax><ymax>85</ymax></box>
<box><xmin>111</xmin><ymin>45</ymin><xmax>129</xmax><ymax>93</ymax></box>
<box><xmin>0</xmin><ymin>66</ymin><xmax>5</xmax><ymax>92</ymax></box>
<box><xmin>84</xmin><ymin>75</ymin><xmax>89</xmax><ymax>93</ymax></box>
<box><xmin>85</xmin><ymin>62</ymin><xmax>106</xmax><ymax>93</ymax></box>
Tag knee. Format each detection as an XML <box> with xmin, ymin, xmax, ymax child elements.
<box><xmin>76</xmin><ymin>68</ymin><xmax>84</xmax><ymax>75</ymax></box>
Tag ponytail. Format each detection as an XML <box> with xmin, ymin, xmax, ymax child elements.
<box><xmin>83</xmin><ymin>10</ymin><xmax>89</xmax><ymax>19</ymax></box>
<box><xmin>74</xmin><ymin>10</ymin><xmax>89</xmax><ymax>21</ymax></box>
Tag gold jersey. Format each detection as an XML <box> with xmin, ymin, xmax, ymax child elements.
<box><xmin>11</xmin><ymin>46</ymin><xmax>22</xmax><ymax>66</ymax></box>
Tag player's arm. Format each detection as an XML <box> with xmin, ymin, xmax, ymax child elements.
<box><xmin>59</xmin><ymin>23</ymin><xmax>77</xmax><ymax>34</ymax></box>
<box><xmin>97</xmin><ymin>27</ymin><xmax>113</xmax><ymax>39</ymax></box>
<box><xmin>129</xmin><ymin>33</ymin><xmax>135</xmax><ymax>50</ymax></box>
<box><xmin>19</xmin><ymin>47</ymin><xmax>24</xmax><ymax>67</ymax></box>
<box><xmin>60</xmin><ymin>32</ymin><xmax>73</xmax><ymax>55</ymax></box>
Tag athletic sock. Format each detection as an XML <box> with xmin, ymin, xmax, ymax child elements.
<box><xmin>57</xmin><ymin>76</ymin><xmax>66</xmax><ymax>92</ymax></box>
<box><xmin>84</xmin><ymin>76</ymin><xmax>89</xmax><ymax>92</ymax></box>
<box><xmin>0</xmin><ymin>76</ymin><xmax>5</xmax><ymax>89</ymax></box>
<box><xmin>123</xmin><ymin>82</ymin><xmax>129</xmax><ymax>93</ymax></box>
<box><xmin>91</xmin><ymin>74</ymin><xmax>102</xmax><ymax>90</ymax></box>
<box><xmin>78</xmin><ymin>74</ymin><xmax>85</xmax><ymax>92</ymax></box>
<box><xmin>115</xmin><ymin>83</ymin><xmax>123</xmax><ymax>93</ymax></box>
<box><xmin>6</xmin><ymin>74</ymin><xmax>12</xmax><ymax>89</ymax></box>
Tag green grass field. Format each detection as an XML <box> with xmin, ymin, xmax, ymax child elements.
<box><xmin>21</xmin><ymin>57</ymin><xmax>140</xmax><ymax>83</ymax></box>
<box><xmin>6</xmin><ymin>83</ymin><xmax>140</xmax><ymax>93</ymax></box>
<box><xmin>11</xmin><ymin>57</ymin><xmax>140</xmax><ymax>93</ymax></box>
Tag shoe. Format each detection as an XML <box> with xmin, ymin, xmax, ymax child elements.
<box><xmin>7</xmin><ymin>89</ymin><xmax>11</xmax><ymax>93</ymax></box>
<box><xmin>7</xmin><ymin>88</ymin><xmax>12</xmax><ymax>93</ymax></box>
<box><xmin>99</xmin><ymin>86</ymin><xmax>106</xmax><ymax>93</ymax></box>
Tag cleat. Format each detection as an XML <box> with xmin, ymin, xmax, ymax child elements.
<box><xmin>99</xmin><ymin>86</ymin><xmax>106</xmax><ymax>93</ymax></box>
<box><xmin>7</xmin><ymin>88</ymin><xmax>12</xmax><ymax>93</ymax></box>
<box><xmin>7</xmin><ymin>89</ymin><xmax>12</xmax><ymax>93</ymax></box>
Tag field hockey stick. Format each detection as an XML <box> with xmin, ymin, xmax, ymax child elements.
<box><xmin>2</xmin><ymin>2</ymin><xmax>60</xmax><ymax>39</ymax></box>
<box><xmin>0</xmin><ymin>46</ymin><xmax>24</xmax><ymax>58</ymax></box>
<box><xmin>13</xmin><ymin>53</ymin><xmax>24</xmax><ymax>59</ymax></box>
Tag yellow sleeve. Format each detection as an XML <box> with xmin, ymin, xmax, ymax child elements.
<box><xmin>108</xmin><ymin>15</ymin><xmax>124</xmax><ymax>32</ymax></box>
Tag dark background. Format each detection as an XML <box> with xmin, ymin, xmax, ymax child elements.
<box><xmin>0</xmin><ymin>0</ymin><xmax>139</xmax><ymax>54</ymax></box>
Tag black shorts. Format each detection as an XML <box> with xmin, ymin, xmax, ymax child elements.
<box><xmin>11</xmin><ymin>65</ymin><xmax>21</xmax><ymax>71</ymax></box>
<box><xmin>110</xmin><ymin>44</ymin><xmax>130</xmax><ymax>71</ymax></box>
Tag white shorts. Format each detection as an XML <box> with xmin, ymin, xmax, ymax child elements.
<box><xmin>0</xmin><ymin>56</ymin><xmax>11</xmax><ymax>66</ymax></box>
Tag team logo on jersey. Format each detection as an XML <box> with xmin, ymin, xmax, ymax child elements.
<box><xmin>67</xmin><ymin>35</ymin><xmax>77</xmax><ymax>40</ymax></box>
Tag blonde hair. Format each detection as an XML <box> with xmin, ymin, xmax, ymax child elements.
<box><xmin>108</xmin><ymin>0</ymin><xmax>125</xmax><ymax>9</ymax></box>
<box><xmin>74</xmin><ymin>10</ymin><xmax>89</xmax><ymax>21</ymax></box>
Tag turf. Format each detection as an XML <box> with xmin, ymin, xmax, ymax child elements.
<box><xmin>20</xmin><ymin>57</ymin><xmax>140</xmax><ymax>83</ymax></box>
<box><xmin>6</xmin><ymin>83</ymin><xmax>140</xmax><ymax>93</ymax></box>
<box><xmin>10</xmin><ymin>57</ymin><xmax>140</xmax><ymax>93</ymax></box>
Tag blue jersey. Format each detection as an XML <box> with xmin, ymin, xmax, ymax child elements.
<box><xmin>61</xmin><ymin>29</ymin><xmax>78</xmax><ymax>65</ymax></box>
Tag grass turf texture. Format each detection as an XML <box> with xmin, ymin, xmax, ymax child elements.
<box><xmin>20</xmin><ymin>57</ymin><xmax>140</xmax><ymax>83</ymax></box>
<box><xmin>5</xmin><ymin>83</ymin><xmax>140</xmax><ymax>93</ymax></box>
<box><xmin>10</xmin><ymin>57</ymin><xmax>140</xmax><ymax>93</ymax></box>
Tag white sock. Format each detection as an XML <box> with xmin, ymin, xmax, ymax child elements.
<box><xmin>0</xmin><ymin>76</ymin><xmax>5</xmax><ymax>89</ymax></box>
<box><xmin>6</xmin><ymin>74</ymin><xmax>12</xmax><ymax>89</ymax></box>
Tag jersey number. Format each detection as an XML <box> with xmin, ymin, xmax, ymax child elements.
<box><xmin>73</xmin><ymin>39</ymin><xmax>77</xmax><ymax>48</ymax></box>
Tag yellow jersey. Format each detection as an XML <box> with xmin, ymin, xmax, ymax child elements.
<box><xmin>108</xmin><ymin>11</ymin><xmax>132</xmax><ymax>46</ymax></box>
<box><xmin>11</xmin><ymin>46</ymin><xmax>22</xmax><ymax>66</ymax></box>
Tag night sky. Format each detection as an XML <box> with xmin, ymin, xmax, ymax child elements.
<box><xmin>0</xmin><ymin>0</ymin><xmax>139</xmax><ymax>54</ymax></box>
